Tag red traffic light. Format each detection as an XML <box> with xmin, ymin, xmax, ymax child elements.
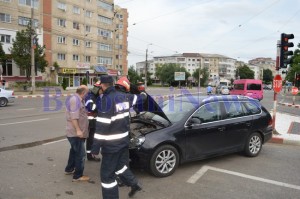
<box><xmin>280</xmin><ymin>33</ymin><xmax>294</xmax><ymax>69</ymax></box>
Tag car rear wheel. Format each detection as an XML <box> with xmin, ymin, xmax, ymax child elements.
<box><xmin>244</xmin><ymin>132</ymin><xmax>262</xmax><ymax>157</ymax></box>
<box><xmin>0</xmin><ymin>97</ymin><xmax>8</xmax><ymax>107</ymax></box>
<box><xmin>150</xmin><ymin>145</ymin><xmax>179</xmax><ymax>177</ymax></box>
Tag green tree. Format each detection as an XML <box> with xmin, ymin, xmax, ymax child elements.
<box><xmin>263</xmin><ymin>69</ymin><xmax>273</xmax><ymax>84</ymax></box>
<box><xmin>237</xmin><ymin>65</ymin><xmax>254</xmax><ymax>79</ymax></box>
<box><xmin>0</xmin><ymin>42</ymin><xmax>7</xmax><ymax>68</ymax></box>
<box><xmin>10</xmin><ymin>24</ymin><xmax>48</xmax><ymax>80</ymax></box>
<box><xmin>155</xmin><ymin>63</ymin><xmax>190</xmax><ymax>86</ymax></box>
<box><xmin>192</xmin><ymin>67</ymin><xmax>209</xmax><ymax>86</ymax></box>
<box><xmin>286</xmin><ymin>43</ymin><xmax>300</xmax><ymax>84</ymax></box>
<box><xmin>128</xmin><ymin>66</ymin><xmax>142</xmax><ymax>84</ymax></box>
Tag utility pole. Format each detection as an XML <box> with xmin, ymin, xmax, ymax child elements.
<box><xmin>145</xmin><ymin>48</ymin><xmax>148</xmax><ymax>90</ymax></box>
<box><xmin>198</xmin><ymin>57</ymin><xmax>201</xmax><ymax>90</ymax></box>
<box><xmin>30</xmin><ymin>3</ymin><xmax>35</xmax><ymax>94</ymax></box>
<box><xmin>145</xmin><ymin>43</ymin><xmax>152</xmax><ymax>90</ymax></box>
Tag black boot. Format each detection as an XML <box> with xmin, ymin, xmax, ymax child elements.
<box><xmin>128</xmin><ymin>183</ymin><xmax>142</xmax><ymax>197</ymax></box>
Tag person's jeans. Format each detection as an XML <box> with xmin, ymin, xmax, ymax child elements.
<box><xmin>65</xmin><ymin>137</ymin><xmax>86</xmax><ymax>179</ymax></box>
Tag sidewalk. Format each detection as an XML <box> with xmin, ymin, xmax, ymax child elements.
<box><xmin>271</xmin><ymin>92</ymin><xmax>300</xmax><ymax>146</ymax></box>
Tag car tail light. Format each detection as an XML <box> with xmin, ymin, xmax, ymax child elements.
<box><xmin>268</xmin><ymin>117</ymin><xmax>273</xmax><ymax>126</ymax></box>
<box><xmin>12</xmin><ymin>91</ymin><xmax>14</xmax><ymax>96</ymax></box>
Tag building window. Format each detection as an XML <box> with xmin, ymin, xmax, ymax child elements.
<box><xmin>85</xmin><ymin>10</ymin><xmax>92</xmax><ymax>18</ymax></box>
<box><xmin>57</xmin><ymin>2</ymin><xmax>66</xmax><ymax>11</ymax></box>
<box><xmin>116</xmin><ymin>24</ymin><xmax>123</xmax><ymax>29</ymax></box>
<box><xmin>1</xmin><ymin>60</ymin><xmax>12</xmax><ymax>76</ymax></box>
<box><xmin>98</xmin><ymin>43</ymin><xmax>111</xmax><ymax>51</ymax></box>
<box><xmin>98</xmin><ymin>15</ymin><xmax>112</xmax><ymax>24</ymax></box>
<box><xmin>116</xmin><ymin>55</ymin><xmax>122</xmax><ymax>59</ymax></box>
<box><xmin>116</xmin><ymin>14</ymin><xmax>123</xmax><ymax>19</ymax></box>
<box><xmin>73</xmin><ymin>54</ymin><xmax>79</xmax><ymax>61</ymax></box>
<box><xmin>85</xmin><ymin>25</ymin><xmax>91</xmax><ymax>32</ymax></box>
<box><xmin>98</xmin><ymin>28</ymin><xmax>112</xmax><ymax>38</ymax></box>
<box><xmin>73</xmin><ymin>38</ymin><xmax>80</xmax><ymax>46</ymax></box>
<box><xmin>97</xmin><ymin>0</ymin><xmax>113</xmax><ymax>11</ymax></box>
<box><xmin>73</xmin><ymin>22</ymin><xmax>80</xmax><ymax>30</ymax></box>
<box><xmin>86</xmin><ymin>0</ymin><xmax>91</xmax><ymax>2</ymax></box>
<box><xmin>85</xmin><ymin>56</ymin><xmax>91</xmax><ymax>62</ymax></box>
<box><xmin>57</xmin><ymin>53</ymin><xmax>66</xmax><ymax>60</ymax></box>
<box><xmin>85</xmin><ymin>41</ymin><xmax>92</xmax><ymax>48</ymax></box>
<box><xmin>0</xmin><ymin>13</ymin><xmax>11</xmax><ymax>23</ymax></box>
<box><xmin>18</xmin><ymin>16</ymin><xmax>38</xmax><ymax>27</ymax></box>
<box><xmin>97</xmin><ymin>56</ymin><xmax>112</xmax><ymax>65</ymax></box>
<box><xmin>116</xmin><ymin>34</ymin><xmax>123</xmax><ymax>40</ymax></box>
<box><xmin>57</xmin><ymin>36</ymin><xmax>66</xmax><ymax>44</ymax></box>
<box><xmin>57</xmin><ymin>18</ymin><xmax>66</xmax><ymax>27</ymax></box>
<box><xmin>0</xmin><ymin>34</ymin><xmax>11</xmax><ymax>43</ymax></box>
<box><xmin>19</xmin><ymin>0</ymin><xmax>39</xmax><ymax>8</ymax></box>
<box><xmin>1</xmin><ymin>0</ymin><xmax>11</xmax><ymax>2</ymax></box>
<box><xmin>73</xmin><ymin>6</ymin><xmax>80</xmax><ymax>14</ymax></box>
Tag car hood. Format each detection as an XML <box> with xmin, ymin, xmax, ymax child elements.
<box><xmin>129</xmin><ymin>84</ymin><xmax>171</xmax><ymax>123</ymax></box>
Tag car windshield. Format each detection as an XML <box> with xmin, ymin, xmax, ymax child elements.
<box><xmin>161</xmin><ymin>99</ymin><xmax>197</xmax><ymax>123</ymax></box>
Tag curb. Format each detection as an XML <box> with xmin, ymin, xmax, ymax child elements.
<box><xmin>270</xmin><ymin>135</ymin><xmax>300</xmax><ymax>146</ymax></box>
<box><xmin>278</xmin><ymin>102</ymin><xmax>300</xmax><ymax>109</ymax></box>
<box><xmin>14</xmin><ymin>94</ymin><xmax>72</xmax><ymax>99</ymax></box>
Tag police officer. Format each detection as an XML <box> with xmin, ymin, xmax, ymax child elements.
<box><xmin>92</xmin><ymin>75</ymin><xmax>143</xmax><ymax>199</ymax></box>
<box><xmin>85</xmin><ymin>80</ymin><xmax>101</xmax><ymax>161</ymax></box>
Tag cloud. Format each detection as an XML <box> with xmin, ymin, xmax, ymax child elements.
<box><xmin>115</xmin><ymin>0</ymin><xmax>300</xmax><ymax>66</ymax></box>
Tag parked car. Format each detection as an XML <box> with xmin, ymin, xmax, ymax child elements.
<box><xmin>0</xmin><ymin>88</ymin><xmax>15</xmax><ymax>107</ymax></box>
<box><xmin>220</xmin><ymin>86</ymin><xmax>230</xmax><ymax>95</ymax></box>
<box><xmin>129</xmin><ymin>94</ymin><xmax>273</xmax><ymax>177</ymax></box>
<box><xmin>263</xmin><ymin>84</ymin><xmax>272</xmax><ymax>90</ymax></box>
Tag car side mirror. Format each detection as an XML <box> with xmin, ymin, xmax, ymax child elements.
<box><xmin>187</xmin><ymin>116</ymin><xmax>202</xmax><ymax>126</ymax></box>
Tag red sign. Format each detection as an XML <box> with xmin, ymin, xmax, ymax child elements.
<box><xmin>273</xmin><ymin>74</ymin><xmax>282</xmax><ymax>93</ymax></box>
<box><xmin>291</xmin><ymin>86</ymin><xmax>299</xmax><ymax>95</ymax></box>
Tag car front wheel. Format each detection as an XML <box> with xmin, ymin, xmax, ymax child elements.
<box><xmin>150</xmin><ymin>145</ymin><xmax>179</xmax><ymax>177</ymax></box>
<box><xmin>244</xmin><ymin>132</ymin><xmax>262</xmax><ymax>157</ymax></box>
<box><xmin>0</xmin><ymin>98</ymin><xmax>8</xmax><ymax>107</ymax></box>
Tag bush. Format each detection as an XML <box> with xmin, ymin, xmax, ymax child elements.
<box><xmin>62</xmin><ymin>78</ymin><xmax>68</xmax><ymax>90</ymax></box>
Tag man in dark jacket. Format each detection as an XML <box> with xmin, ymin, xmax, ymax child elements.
<box><xmin>92</xmin><ymin>75</ymin><xmax>143</xmax><ymax>199</ymax></box>
<box><xmin>85</xmin><ymin>80</ymin><xmax>102</xmax><ymax>161</ymax></box>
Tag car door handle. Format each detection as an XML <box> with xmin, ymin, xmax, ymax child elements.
<box><xmin>246</xmin><ymin>122</ymin><xmax>251</xmax><ymax>126</ymax></box>
<box><xmin>218</xmin><ymin>127</ymin><xmax>225</xmax><ymax>132</ymax></box>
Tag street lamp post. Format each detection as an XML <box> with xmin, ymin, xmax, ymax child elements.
<box><xmin>198</xmin><ymin>56</ymin><xmax>201</xmax><ymax>90</ymax></box>
<box><xmin>145</xmin><ymin>43</ymin><xmax>152</xmax><ymax>90</ymax></box>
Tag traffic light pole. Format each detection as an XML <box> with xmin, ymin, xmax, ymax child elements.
<box><xmin>272</xmin><ymin>40</ymin><xmax>281</xmax><ymax>132</ymax></box>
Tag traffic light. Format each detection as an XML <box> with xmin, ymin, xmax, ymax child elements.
<box><xmin>280</xmin><ymin>33</ymin><xmax>294</xmax><ymax>69</ymax></box>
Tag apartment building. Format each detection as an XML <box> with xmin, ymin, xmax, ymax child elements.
<box><xmin>136</xmin><ymin>53</ymin><xmax>236</xmax><ymax>85</ymax></box>
<box><xmin>0</xmin><ymin>0</ymin><xmax>43</xmax><ymax>82</ymax></box>
<box><xmin>0</xmin><ymin>0</ymin><xmax>128</xmax><ymax>87</ymax></box>
<box><xmin>248</xmin><ymin>57</ymin><xmax>276</xmax><ymax>76</ymax></box>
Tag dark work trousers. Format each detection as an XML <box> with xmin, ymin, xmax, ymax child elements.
<box><xmin>101</xmin><ymin>147</ymin><xmax>138</xmax><ymax>199</ymax></box>
<box><xmin>86</xmin><ymin>119</ymin><xmax>96</xmax><ymax>158</ymax></box>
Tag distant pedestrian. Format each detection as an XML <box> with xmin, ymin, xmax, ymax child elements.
<box><xmin>1</xmin><ymin>79</ymin><xmax>6</xmax><ymax>89</ymax></box>
<box><xmin>64</xmin><ymin>85</ymin><xmax>90</xmax><ymax>182</ymax></box>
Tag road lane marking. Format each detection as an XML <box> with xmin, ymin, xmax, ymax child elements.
<box><xmin>0</xmin><ymin>118</ymin><xmax>50</xmax><ymax>126</ymax></box>
<box><xmin>17</xmin><ymin>108</ymin><xmax>36</xmax><ymax>111</ymax></box>
<box><xmin>187</xmin><ymin>165</ymin><xmax>300</xmax><ymax>191</ymax></box>
<box><xmin>43</xmin><ymin>139</ymin><xmax>67</xmax><ymax>145</ymax></box>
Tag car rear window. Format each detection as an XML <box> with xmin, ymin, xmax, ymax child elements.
<box><xmin>242</xmin><ymin>101</ymin><xmax>261</xmax><ymax>115</ymax></box>
<box><xmin>247</xmin><ymin>84</ymin><xmax>261</xmax><ymax>90</ymax></box>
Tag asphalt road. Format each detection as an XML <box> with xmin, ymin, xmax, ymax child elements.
<box><xmin>0</xmin><ymin>87</ymin><xmax>300</xmax><ymax>199</ymax></box>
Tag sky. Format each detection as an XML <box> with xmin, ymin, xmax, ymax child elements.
<box><xmin>114</xmin><ymin>0</ymin><xmax>300</xmax><ymax>67</ymax></box>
